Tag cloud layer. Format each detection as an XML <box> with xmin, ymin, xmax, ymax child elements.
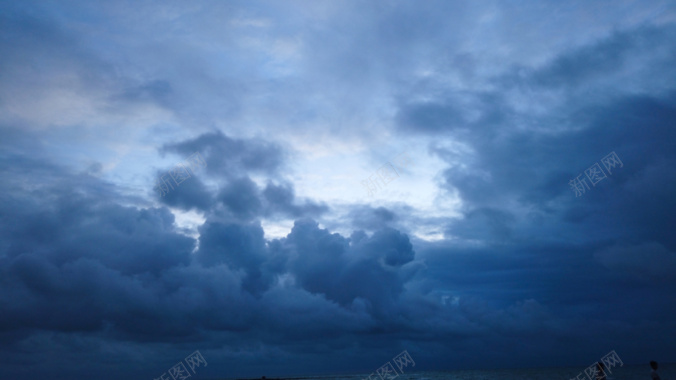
<box><xmin>1</xmin><ymin>1</ymin><xmax>675</xmax><ymax>379</ymax></box>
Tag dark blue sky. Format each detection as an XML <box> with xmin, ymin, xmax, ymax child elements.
<box><xmin>1</xmin><ymin>1</ymin><xmax>675</xmax><ymax>379</ymax></box>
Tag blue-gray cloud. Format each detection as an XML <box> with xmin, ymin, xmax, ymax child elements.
<box><xmin>1</xmin><ymin>1</ymin><xmax>676</xmax><ymax>379</ymax></box>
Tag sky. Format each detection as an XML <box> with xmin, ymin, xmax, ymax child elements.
<box><xmin>0</xmin><ymin>0</ymin><xmax>675</xmax><ymax>379</ymax></box>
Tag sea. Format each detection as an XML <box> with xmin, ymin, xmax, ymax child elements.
<box><xmin>222</xmin><ymin>363</ymin><xmax>674</xmax><ymax>380</ymax></box>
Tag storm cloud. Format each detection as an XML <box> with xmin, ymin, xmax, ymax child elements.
<box><xmin>1</xmin><ymin>1</ymin><xmax>675</xmax><ymax>379</ymax></box>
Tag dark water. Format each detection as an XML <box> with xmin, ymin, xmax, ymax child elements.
<box><xmin>225</xmin><ymin>363</ymin><xmax>674</xmax><ymax>380</ymax></box>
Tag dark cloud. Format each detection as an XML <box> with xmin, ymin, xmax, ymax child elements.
<box><xmin>281</xmin><ymin>219</ymin><xmax>418</xmax><ymax>312</ymax></box>
<box><xmin>196</xmin><ymin>219</ymin><xmax>272</xmax><ymax>295</ymax></box>
<box><xmin>386</xmin><ymin>21</ymin><xmax>676</xmax><ymax>371</ymax></box>
<box><xmin>218</xmin><ymin>176</ymin><xmax>263</xmax><ymax>220</ymax></box>
<box><xmin>349</xmin><ymin>206</ymin><xmax>397</xmax><ymax>231</ymax></box>
<box><xmin>594</xmin><ymin>241</ymin><xmax>676</xmax><ymax>280</ymax></box>
<box><xmin>0</xmin><ymin>147</ymin><xmax>431</xmax><ymax>378</ymax></box>
<box><xmin>262</xmin><ymin>181</ymin><xmax>329</xmax><ymax>219</ymax></box>
<box><xmin>161</xmin><ymin>131</ymin><xmax>287</xmax><ymax>179</ymax></box>
<box><xmin>530</xmin><ymin>26</ymin><xmax>673</xmax><ymax>89</ymax></box>
<box><xmin>154</xmin><ymin>168</ymin><xmax>214</xmax><ymax>212</ymax></box>
<box><xmin>155</xmin><ymin>131</ymin><xmax>327</xmax><ymax>220</ymax></box>
<box><xmin>1</xmin><ymin>1</ymin><xmax>676</xmax><ymax>379</ymax></box>
<box><xmin>448</xmin><ymin>207</ymin><xmax>516</xmax><ymax>243</ymax></box>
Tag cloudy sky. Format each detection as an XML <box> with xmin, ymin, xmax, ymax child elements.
<box><xmin>1</xmin><ymin>0</ymin><xmax>675</xmax><ymax>379</ymax></box>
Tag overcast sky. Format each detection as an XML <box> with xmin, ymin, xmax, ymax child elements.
<box><xmin>1</xmin><ymin>0</ymin><xmax>676</xmax><ymax>379</ymax></box>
